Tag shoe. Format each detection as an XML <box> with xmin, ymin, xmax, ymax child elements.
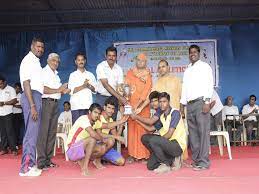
<box><xmin>19</xmin><ymin>167</ymin><xmax>42</xmax><ymax>177</ymax></box>
<box><xmin>154</xmin><ymin>163</ymin><xmax>171</xmax><ymax>174</ymax></box>
<box><xmin>12</xmin><ymin>151</ymin><xmax>18</xmax><ymax>156</ymax></box>
<box><xmin>0</xmin><ymin>150</ymin><xmax>8</xmax><ymax>155</ymax></box>
<box><xmin>38</xmin><ymin>165</ymin><xmax>49</xmax><ymax>171</ymax></box>
<box><xmin>47</xmin><ymin>162</ymin><xmax>59</xmax><ymax>168</ymax></box>
<box><xmin>192</xmin><ymin>165</ymin><xmax>209</xmax><ymax>171</ymax></box>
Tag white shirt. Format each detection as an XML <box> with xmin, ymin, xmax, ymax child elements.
<box><xmin>58</xmin><ymin>110</ymin><xmax>72</xmax><ymax>125</ymax></box>
<box><xmin>68</xmin><ymin>69</ymin><xmax>97</xmax><ymax>110</ymax></box>
<box><xmin>0</xmin><ymin>85</ymin><xmax>16</xmax><ymax>116</ymax></box>
<box><xmin>96</xmin><ymin>61</ymin><xmax>124</xmax><ymax>96</ymax></box>
<box><xmin>222</xmin><ymin>105</ymin><xmax>240</xmax><ymax>121</ymax></box>
<box><xmin>180</xmin><ymin>60</ymin><xmax>213</xmax><ymax>105</ymax></box>
<box><xmin>19</xmin><ymin>51</ymin><xmax>44</xmax><ymax>94</ymax></box>
<box><xmin>13</xmin><ymin>93</ymin><xmax>22</xmax><ymax>114</ymax></box>
<box><xmin>42</xmin><ymin>65</ymin><xmax>62</xmax><ymax>100</ymax></box>
<box><xmin>242</xmin><ymin>104</ymin><xmax>259</xmax><ymax>121</ymax></box>
<box><xmin>210</xmin><ymin>90</ymin><xmax>223</xmax><ymax>116</ymax></box>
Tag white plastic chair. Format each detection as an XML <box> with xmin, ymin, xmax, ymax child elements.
<box><xmin>209</xmin><ymin>131</ymin><xmax>232</xmax><ymax>160</ymax></box>
<box><xmin>54</xmin><ymin>133</ymin><xmax>69</xmax><ymax>161</ymax></box>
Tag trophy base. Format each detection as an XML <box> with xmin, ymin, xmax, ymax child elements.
<box><xmin>124</xmin><ymin>105</ymin><xmax>132</xmax><ymax>115</ymax></box>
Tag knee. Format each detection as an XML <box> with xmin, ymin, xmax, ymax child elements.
<box><xmin>141</xmin><ymin>134</ymin><xmax>149</xmax><ymax>144</ymax></box>
<box><xmin>106</xmin><ymin>138</ymin><xmax>115</xmax><ymax>147</ymax></box>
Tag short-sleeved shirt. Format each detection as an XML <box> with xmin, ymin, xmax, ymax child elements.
<box><xmin>93</xmin><ymin>114</ymin><xmax>113</xmax><ymax>135</ymax></box>
<box><xmin>68</xmin><ymin>69</ymin><xmax>97</xmax><ymax>110</ymax></box>
<box><xmin>242</xmin><ymin>104</ymin><xmax>259</xmax><ymax>121</ymax></box>
<box><xmin>42</xmin><ymin>65</ymin><xmax>62</xmax><ymax>99</ymax></box>
<box><xmin>0</xmin><ymin>85</ymin><xmax>17</xmax><ymax>116</ymax></box>
<box><xmin>96</xmin><ymin>61</ymin><xmax>123</xmax><ymax>96</ymax></box>
<box><xmin>66</xmin><ymin>115</ymin><xmax>92</xmax><ymax>151</ymax></box>
<box><xmin>13</xmin><ymin>92</ymin><xmax>22</xmax><ymax>114</ymax></box>
<box><xmin>154</xmin><ymin>107</ymin><xmax>187</xmax><ymax>151</ymax></box>
<box><xmin>19</xmin><ymin>51</ymin><xmax>44</xmax><ymax>94</ymax></box>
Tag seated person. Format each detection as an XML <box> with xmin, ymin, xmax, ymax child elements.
<box><xmin>132</xmin><ymin>92</ymin><xmax>187</xmax><ymax>174</ymax></box>
<box><xmin>58</xmin><ymin>101</ymin><xmax>72</xmax><ymax>133</ymax></box>
<box><xmin>65</xmin><ymin>103</ymin><xmax>115</xmax><ymax>176</ymax></box>
<box><xmin>242</xmin><ymin>95</ymin><xmax>259</xmax><ymax>141</ymax></box>
<box><xmin>93</xmin><ymin>97</ymin><xmax>128</xmax><ymax>166</ymax></box>
<box><xmin>222</xmin><ymin>96</ymin><xmax>242</xmax><ymax>142</ymax></box>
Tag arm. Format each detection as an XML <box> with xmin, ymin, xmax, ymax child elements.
<box><xmin>43</xmin><ymin>83</ymin><xmax>67</xmax><ymax>94</ymax></box>
<box><xmin>136</xmin><ymin>120</ymin><xmax>156</xmax><ymax>132</ymax></box>
<box><xmin>100</xmin><ymin>115</ymin><xmax>128</xmax><ymax>130</ymax></box>
<box><xmin>163</xmin><ymin>127</ymin><xmax>176</xmax><ymax>139</ymax></box>
<box><xmin>23</xmin><ymin>80</ymin><xmax>38</xmax><ymax>121</ymax></box>
<box><xmin>3</xmin><ymin>98</ymin><xmax>17</xmax><ymax>106</ymax></box>
<box><xmin>86</xmin><ymin>126</ymin><xmax>103</xmax><ymax>141</ymax></box>
<box><xmin>131</xmin><ymin>112</ymin><xmax>159</xmax><ymax>125</ymax></box>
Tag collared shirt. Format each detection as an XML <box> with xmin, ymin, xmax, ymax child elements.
<box><xmin>19</xmin><ymin>51</ymin><xmax>43</xmax><ymax>94</ymax></box>
<box><xmin>0</xmin><ymin>85</ymin><xmax>16</xmax><ymax>116</ymax></box>
<box><xmin>180</xmin><ymin>60</ymin><xmax>213</xmax><ymax>105</ymax></box>
<box><xmin>93</xmin><ymin>114</ymin><xmax>114</xmax><ymax>135</ymax></box>
<box><xmin>210</xmin><ymin>90</ymin><xmax>223</xmax><ymax>116</ymax></box>
<box><xmin>152</xmin><ymin>74</ymin><xmax>182</xmax><ymax>109</ymax></box>
<box><xmin>42</xmin><ymin>64</ymin><xmax>62</xmax><ymax>99</ymax></box>
<box><xmin>222</xmin><ymin>105</ymin><xmax>240</xmax><ymax>121</ymax></box>
<box><xmin>242</xmin><ymin>104</ymin><xmax>259</xmax><ymax>121</ymax></box>
<box><xmin>96</xmin><ymin>60</ymin><xmax>124</xmax><ymax>96</ymax></box>
<box><xmin>66</xmin><ymin>115</ymin><xmax>92</xmax><ymax>151</ymax></box>
<box><xmin>13</xmin><ymin>93</ymin><xmax>22</xmax><ymax>114</ymax></box>
<box><xmin>68</xmin><ymin>69</ymin><xmax>97</xmax><ymax>110</ymax></box>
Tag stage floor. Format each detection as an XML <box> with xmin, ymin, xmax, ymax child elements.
<box><xmin>0</xmin><ymin>146</ymin><xmax>259</xmax><ymax>194</ymax></box>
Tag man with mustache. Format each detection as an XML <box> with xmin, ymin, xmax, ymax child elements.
<box><xmin>68</xmin><ymin>53</ymin><xmax>97</xmax><ymax>124</ymax></box>
<box><xmin>96</xmin><ymin>46</ymin><xmax>127</xmax><ymax>120</ymax></box>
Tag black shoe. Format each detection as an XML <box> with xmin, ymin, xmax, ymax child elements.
<box><xmin>193</xmin><ymin>165</ymin><xmax>209</xmax><ymax>171</ymax></box>
<box><xmin>47</xmin><ymin>162</ymin><xmax>59</xmax><ymax>168</ymax></box>
<box><xmin>0</xmin><ymin>150</ymin><xmax>8</xmax><ymax>155</ymax></box>
<box><xmin>38</xmin><ymin>164</ymin><xmax>49</xmax><ymax>171</ymax></box>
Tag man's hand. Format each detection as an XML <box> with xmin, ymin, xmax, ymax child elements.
<box><xmin>31</xmin><ymin>106</ymin><xmax>38</xmax><ymax>121</ymax></box>
<box><xmin>115</xmin><ymin>136</ymin><xmax>125</xmax><ymax>144</ymax></box>
<box><xmin>120</xmin><ymin>115</ymin><xmax>129</xmax><ymax>123</ymax></box>
<box><xmin>130</xmin><ymin>112</ymin><xmax>137</xmax><ymax>120</ymax></box>
<box><xmin>83</xmin><ymin>79</ymin><xmax>90</xmax><ymax>88</ymax></box>
<box><xmin>134</xmin><ymin>107</ymin><xmax>142</xmax><ymax>115</ymax></box>
<box><xmin>202</xmin><ymin>103</ymin><xmax>211</xmax><ymax>113</ymax></box>
<box><xmin>62</xmin><ymin>88</ymin><xmax>71</xmax><ymax>95</ymax></box>
<box><xmin>58</xmin><ymin>83</ymin><xmax>68</xmax><ymax>93</ymax></box>
<box><xmin>180</xmin><ymin>104</ymin><xmax>185</xmax><ymax>119</ymax></box>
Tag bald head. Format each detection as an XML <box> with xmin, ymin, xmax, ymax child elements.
<box><xmin>136</xmin><ymin>53</ymin><xmax>148</xmax><ymax>69</ymax></box>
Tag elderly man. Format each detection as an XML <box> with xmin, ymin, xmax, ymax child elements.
<box><xmin>136</xmin><ymin>59</ymin><xmax>182</xmax><ymax>114</ymax></box>
<box><xmin>19</xmin><ymin>37</ymin><xmax>44</xmax><ymax>177</ymax></box>
<box><xmin>0</xmin><ymin>76</ymin><xmax>17</xmax><ymax>155</ymax></box>
<box><xmin>96</xmin><ymin>46</ymin><xmax>127</xmax><ymax>120</ymax></box>
<box><xmin>37</xmin><ymin>53</ymin><xmax>69</xmax><ymax>170</ymax></box>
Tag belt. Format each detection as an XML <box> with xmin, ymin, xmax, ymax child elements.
<box><xmin>187</xmin><ymin>97</ymin><xmax>203</xmax><ymax>104</ymax></box>
<box><xmin>42</xmin><ymin>98</ymin><xmax>58</xmax><ymax>102</ymax></box>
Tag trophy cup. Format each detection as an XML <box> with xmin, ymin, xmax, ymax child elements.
<box><xmin>117</xmin><ymin>83</ymin><xmax>133</xmax><ymax>115</ymax></box>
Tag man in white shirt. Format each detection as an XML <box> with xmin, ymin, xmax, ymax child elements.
<box><xmin>0</xmin><ymin>76</ymin><xmax>17</xmax><ymax>155</ymax></box>
<box><xmin>37</xmin><ymin>53</ymin><xmax>69</xmax><ymax>170</ymax></box>
<box><xmin>13</xmin><ymin>82</ymin><xmax>24</xmax><ymax>146</ymax></box>
<box><xmin>68</xmin><ymin>52</ymin><xmax>97</xmax><ymax>124</ymax></box>
<box><xmin>19</xmin><ymin>37</ymin><xmax>44</xmax><ymax>177</ymax></box>
<box><xmin>222</xmin><ymin>96</ymin><xmax>242</xmax><ymax>143</ymax></box>
<box><xmin>58</xmin><ymin>101</ymin><xmax>72</xmax><ymax>133</ymax></box>
<box><xmin>96</xmin><ymin>46</ymin><xmax>127</xmax><ymax>120</ymax></box>
<box><xmin>180</xmin><ymin>45</ymin><xmax>213</xmax><ymax>171</ymax></box>
<box><xmin>242</xmin><ymin>95</ymin><xmax>259</xmax><ymax>142</ymax></box>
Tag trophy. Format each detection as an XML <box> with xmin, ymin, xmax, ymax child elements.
<box><xmin>117</xmin><ymin>83</ymin><xmax>133</xmax><ymax>115</ymax></box>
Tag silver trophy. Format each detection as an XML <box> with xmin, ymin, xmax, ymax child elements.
<box><xmin>117</xmin><ymin>84</ymin><xmax>133</xmax><ymax>115</ymax></box>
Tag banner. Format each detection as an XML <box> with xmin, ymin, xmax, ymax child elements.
<box><xmin>114</xmin><ymin>39</ymin><xmax>218</xmax><ymax>86</ymax></box>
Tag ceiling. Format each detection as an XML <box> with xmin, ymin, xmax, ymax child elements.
<box><xmin>1</xmin><ymin>0</ymin><xmax>259</xmax><ymax>30</ymax></box>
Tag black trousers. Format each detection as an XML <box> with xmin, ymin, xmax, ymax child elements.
<box><xmin>141</xmin><ymin>134</ymin><xmax>182</xmax><ymax>170</ymax></box>
<box><xmin>0</xmin><ymin>113</ymin><xmax>17</xmax><ymax>151</ymax></box>
<box><xmin>37</xmin><ymin>99</ymin><xmax>59</xmax><ymax>167</ymax></box>
<box><xmin>13</xmin><ymin>113</ymin><xmax>24</xmax><ymax>145</ymax></box>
